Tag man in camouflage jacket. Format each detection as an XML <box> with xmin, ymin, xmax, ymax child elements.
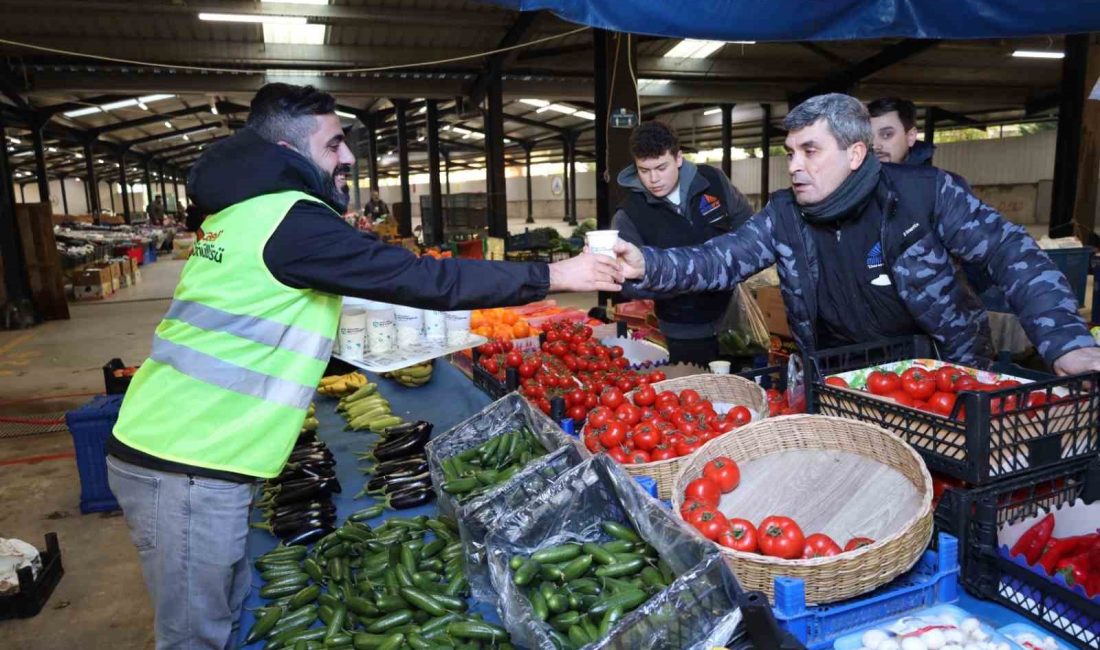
<box><xmin>614</xmin><ymin>94</ymin><xmax>1100</xmax><ymax>375</ymax></box>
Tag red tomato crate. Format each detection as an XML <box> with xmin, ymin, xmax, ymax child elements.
<box><xmin>806</xmin><ymin>335</ymin><xmax>1100</xmax><ymax>485</ymax></box>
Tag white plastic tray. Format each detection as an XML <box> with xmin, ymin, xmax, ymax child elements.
<box><xmin>334</xmin><ymin>334</ymin><xmax>487</xmax><ymax>373</ymax></box>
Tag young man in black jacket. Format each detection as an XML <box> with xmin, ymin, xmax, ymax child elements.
<box><xmin>612</xmin><ymin>121</ymin><xmax>754</xmax><ymax>365</ymax></box>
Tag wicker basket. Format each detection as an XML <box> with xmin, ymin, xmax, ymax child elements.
<box><xmin>671</xmin><ymin>414</ymin><xmax>933</xmax><ymax>605</ymax></box>
<box><xmin>582</xmin><ymin>373</ymin><xmax>768</xmax><ymax>500</ymax></box>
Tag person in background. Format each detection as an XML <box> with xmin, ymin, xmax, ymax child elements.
<box><xmin>612</xmin><ymin>121</ymin><xmax>754</xmax><ymax>366</ymax></box>
<box><xmin>613</xmin><ymin>93</ymin><xmax>1100</xmax><ymax>376</ymax></box>
<box><xmin>105</xmin><ymin>82</ymin><xmax>623</xmax><ymax>650</ymax></box>
<box><xmin>147</xmin><ymin>195</ymin><xmax>165</xmax><ymax>225</ymax></box>
<box><xmin>365</xmin><ymin>189</ymin><xmax>389</xmax><ymax>225</ymax></box>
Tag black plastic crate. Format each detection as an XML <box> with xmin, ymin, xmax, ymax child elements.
<box><xmin>807</xmin><ymin>335</ymin><xmax>1100</xmax><ymax>485</ymax></box>
<box><xmin>737</xmin><ymin>364</ymin><xmax>787</xmax><ymax>392</ymax></box>
<box><xmin>0</xmin><ymin>533</ymin><xmax>64</xmax><ymax>620</ymax></box>
<box><xmin>102</xmin><ymin>357</ymin><xmax>133</xmax><ymax>394</ymax></box>
<box><xmin>933</xmin><ymin>458</ymin><xmax>1100</xmax><ymax>648</ymax></box>
<box><xmin>469</xmin><ymin>348</ymin><xmax>518</xmax><ymax>400</ymax></box>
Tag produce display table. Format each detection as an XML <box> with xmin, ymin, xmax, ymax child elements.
<box><xmin>236</xmin><ymin>358</ymin><xmax>1046</xmax><ymax>650</ymax></box>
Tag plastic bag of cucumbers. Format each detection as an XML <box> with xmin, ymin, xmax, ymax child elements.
<box><xmin>425</xmin><ymin>393</ymin><xmax>583</xmax><ymax>523</ymax></box>
<box><xmin>485</xmin><ymin>455</ymin><xmax>744</xmax><ymax>650</ymax></box>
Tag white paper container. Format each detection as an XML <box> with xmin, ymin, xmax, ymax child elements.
<box><xmin>584</xmin><ymin>229</ymin><xmax>619</xmax><ymax>258</ymax></box>
<box><xmin>444</xmin><ymin>310</ymin><xmax>472</xmax><ymax>345</ymax></box>
<box><xmin>424</xmin><ymin>310</ymin><xmax>447</xmax><ymax>341</ymax></box>
<box><xmin>337</xmin><ymin>308</ymin><xmax>367</xmax><ymax>360</ymax></box>
<box><xmin>394</xmin><ymin>305</ymin><xmax>424</xmax><ymax>348</ymax></box>
<box><xmin>365</xmin><ymin>303</ymin><xmax>396</xmax><ymax>354</ymax></box>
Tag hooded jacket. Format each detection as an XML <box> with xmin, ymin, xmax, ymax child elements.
<box><xmin>629</xmin><ymin>164</ymin><xmax>1095</xmax><ymax>369</ymax></box>
<box><xmin>612</xmin><ymin>160</ymin><xmax>753</xmax><ymax>338</ymax></box>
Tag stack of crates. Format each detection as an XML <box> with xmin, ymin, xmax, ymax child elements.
<box><xmin>805</xmin><ymin>334</ymin><xmax>1100</xmax><ymax>648</ymax></box>
<box><xmin>64</xmin><ymin>394</ymin><xmax>124</xmax><ymax>514</ymax></box>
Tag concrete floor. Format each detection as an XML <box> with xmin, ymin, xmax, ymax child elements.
<box><xmin>0</xmin><ymin>216</ymin><xmax>599</xmax><ymax>649</ymax></box>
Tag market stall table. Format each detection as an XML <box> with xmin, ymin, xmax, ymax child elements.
<box><xmin>235</xmin><ymin>358</ymin><xmax>1059</xmax><ymax>650</ymax></box>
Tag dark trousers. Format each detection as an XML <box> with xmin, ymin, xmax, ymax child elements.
<box><xmin>665</xmin><ymin>335</ymin><xmax>719</xmax><ymax>367</ymax></box>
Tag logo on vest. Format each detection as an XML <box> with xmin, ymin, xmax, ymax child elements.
<box><xmin>191</xmin><ymin>230</ymin><xmax>225</xmax><ymax>264</ymax></box>
<box><xmin>698</xmin><ymin>194</ymin><xmax>722</xmax><ymax>216</ymax></box>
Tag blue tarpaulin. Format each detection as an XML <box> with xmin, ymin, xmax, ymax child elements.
<box><xmin>482</xmin><ymin>0</ymin><xmax>1100</xmax><ymax>41</ymax></box>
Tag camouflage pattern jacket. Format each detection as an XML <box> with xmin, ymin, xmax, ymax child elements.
<box><xmin>630</xmin><ymin>164</ymin><xmax>1095</xmax><ymax>367</ymax></box>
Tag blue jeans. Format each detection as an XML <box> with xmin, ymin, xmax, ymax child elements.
<box><xmin>106</xmin><ymin>455</ymin><xmax>256</xmax><ymax>650</ymax></box>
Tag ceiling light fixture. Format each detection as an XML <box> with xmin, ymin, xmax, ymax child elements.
<box><xmin>1012</xmin><ymin>50</ymin><xmax>1064</xmax><ymax>59</ymax></box>
<box><xmin>164</xmin><ymin>121</ymin><xmax>173</xmax><ymax>129</ymax></box>
<box><xmin>664</xmin><ymin>39</ymin><xmax>727</xmax><ymax>59</ymax></box>
<box><xmin>209</xmin><ymin>103</ymin><xmax>218</xmax><ymax>115</ymax></box>
<box><xmin>335</xmin><ymin>110</ymin><xmax>356</xmax><ymax>119</ymax></box>
<box><xmin>573</xmin><ymin>110</ymin><xmax>596</xmax><ymax>120</ymax></box>
<box><xmin>137</xmin><ymin>101</ymin><xmax>149</xmax><ymax>110</ymax></box>
<box><xmin>703</xmin><ymin>108</ymin><xmax>722</xmax><ymax>116</ymax></box>
<box><xmin>64</xmin><ymin>94</ymin><xmax>175</xmax><ymax>118</ymax></box>
<box><xmin>198</xmin><ymin>12</ymin><xmax>308</xmax><ymax>25</ymax></box>
<box><xmin>519</xmin><ymin>99</ymin><xmax>550</xmax><ymax>108</ymax></box>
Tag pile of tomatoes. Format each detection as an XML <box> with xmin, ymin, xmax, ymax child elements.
<box><xmin>582</xmin><ymin>389</ymin><xmax>754</xmax><ymax>465</ymax></box>
<box><xmin>680</xmin><ymin>471</ymin><xmax>875</xmax><ymax>558</ymax></box>
<box><xmin>825</xmin><ymin>364</ymin><xmax>1053</xmax><ymax>420</ymax></box>
<box><xmin>476</xmin><ymin>322</ymin><xmax>667</xmax><ymax>420</ymax></box>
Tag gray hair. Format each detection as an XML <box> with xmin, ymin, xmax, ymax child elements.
<box><xmin>783</xmin><ymin>93</ymin><xmax>872</xmax><ymax>150</ymax></box>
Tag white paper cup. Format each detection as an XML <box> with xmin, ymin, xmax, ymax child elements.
<box><xmin>394</xmin><ymin>305</ymin><xmax>424</xmax><ymax>348</ymax></box>
<box><xmin>337</xmin><ymin>309</ymin><xmax>367</xmax><ymax>360</ymax></box>
<box><xmin>444</xmin><ymin>310</ymin><xmax>472</xmax><ymax>346</ymax></box>
<box><xmin>365</xmin><ymin>302</ymin><xmax>396</xmax><ymax>354</ymax></box>
<box><xmin>424</xmin><ymin>310</ymin><xmax>447</xmax><ymax>342</ymax></box>
<box><xmin>584</xmin><ymin>229</ymin><xmax>619</xmax><ymax>258</ymax></box>
<box><xmin>709</xmin><ymin>360</ymin><xmax>731</xmax><ymax>375</ymax></box>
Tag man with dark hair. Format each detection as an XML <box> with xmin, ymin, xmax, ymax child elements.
<box><xmin>612</xmin><ymin>120</ymin><xmax>753</xmax><ymax>365</ymax></box>
<box><xmin>365</xmin><ymin>189</ymin><xmax>389</xmax><ymax>225</ymax></box>
<box><xmin>613</xmin><ymin>93</ymin><xmax>1100</xmax><ymax>376</ymax></box>
<box><xmin>105</xmin><ymin>82</ymin><xmax>622</xmax><ymax>649</ymax></box>
<box><xmin>867</xmin><ymin>97</ymin><xmax>925</xmax><ymax>165</ymax></box>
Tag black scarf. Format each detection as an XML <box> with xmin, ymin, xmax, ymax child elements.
<box><xmin>799</xmin><ymin>154</ymin><xmax>882</xmax><ymax>224</ymax></box>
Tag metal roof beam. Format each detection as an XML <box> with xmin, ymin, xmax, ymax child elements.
<box><xmin>88</xmin><ymin>104</ymin><xmax>213</xmax><ymax>135</ymax></box>
<box><xmin>789</xmin><ymin>39</ymin><xmax>941</xmax><ymax>107</ymax></box>
<box><xmin>126</xmin><ymin>123</ymin><xmax>221</xmax><ymax>147</ymax></box>
<box><xmin>468</xmin><ymin>11</ymin><xmax>542</xmax><ymax>106</ymax></box>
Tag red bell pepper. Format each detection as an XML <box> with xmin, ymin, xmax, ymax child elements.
<box><xmin>1054</xmin><ymin>551</ymin><xmax>1090</xmax><ymax>589</ymax></box>
<box><xmin>1009</xmin><ymin>513</ymin><xmax>1055</xmax><ymax>565</ymax></box>
<box><xmin>1038</xmin><ymin>533</ymin><xmax>1099</xmax><ymax>576</ymax></box>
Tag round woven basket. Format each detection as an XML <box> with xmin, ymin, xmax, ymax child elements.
<box><xmin>671</xmin><ymin>414</ymin><xmax>932</xmax><ymax>605</ymax></box>
<box><xmin>582</xmin><ymin>373</ymin><xmax>768</xmax><ymax>500</ymax></box>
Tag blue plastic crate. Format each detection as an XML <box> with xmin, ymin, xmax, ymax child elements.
<box><xmin>145</xmin><ymin>242</ymin><xmax>157</xmax><ymax>263</ymax></box>
<box><xmin>65</xmin><ymin>394</ymin><xmax>124</xmax><ymax>514</ymax></box>
<box><xmin>981</xmin><ymin>246</ymin><xmax>1093</xmax><ymax>312</ymax></box>
<box><xmin>773</xmin><ymin>533</ymin><xmax>960</xmax><ymax>650</ymax></box>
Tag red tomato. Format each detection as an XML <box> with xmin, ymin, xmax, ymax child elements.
<box><xmin>616</xmin><ymin>377</ymin><xmax>635</xmax><ymax>393</ymax></box>
<box><xmin>1025</xmin><ymin>391</ymin><xmax>1048</xmax><ymax>419</ymax></box>
<box><xmin>650</xmin><ymin>443</ymin><xmax>677</xmax><ymax>461</ymax></box>
<box><xmin>478</xmin><ymin>342</ymin><xmax>500</xmax><ymax>356</ymax></box>
<box><xmin>584</xmin><ymin>393</ymin><xmax>598</xmax><ymax>409</ymax></box>
<box><xmin>627</xmin><ymin>450</ymin><xmax>651</xmax><ymax>464</ymax></box>
<box><xmin>996</xmin><ymin>380</ymin><xmax>1023</xmax><ymax>390</ymax></box>
<box><xmin>632</xmin><ymin>424</ymin><xmax>662</xmax><ymax>451</ymax></box>
<box><xmin>535</xmin><ymin>397</ymin><xmax>552</xmax><ymax>415</ymax></box>
<box><xmin>633</xmin><ymin>385</ymin><xmax>657</xmax><ymax>407</ymax></box>
<box><xmin>843</xmin><ymin>537</ymin><xmax>875</xmax><ymax>552</ymax></box>
<box><xmin>598</xmin><ymin>422</ymin><xmax>627</xmax><ymax>448</ymax></box>
<box><xmin>676</xmin><ymin>436</ymin><xmax>703</xmax><ymax>457</ymax></box>
<box><xmin>702</xmin><ymin>457</ymin><xmax>741</xmax><ymax>493</ymax></box>
<box><xmin>716</xmin><ymin>419</ymin><xmax>736</xmax><ymax>433</ymax></box>
<box><xmin>726</xmin><ymin>406</ymin><xmax>752</xmax><ymax>426</ymax></box>
<box><xmin>650</xmin><ymin>370</ymin><xmax>667</xmax><ymax>382</ymax></box>
<box><xmin>614</xmin><ymin>403</ymin><xmax>641</xmax><ymax>426</ymax></box>
<box><xmin>680</xmin><ymin>499</ymin><xmax>710</xmax><ymax>523</ymax></box>
<box><xmin>867</xmin><ymin>370</ymin><xmax>901</xmax><ymax>396</ymax></box>
<box><xmin>691</xmin><ymin>509</ymin><xmax>730</xmax><ymax>541</ymax></box>
<box><xmin>638</xmin><ymin>407</ymin><xmax>658</xmax><ymax>422</ymax></box>
<box><xmin>600</xmin><ymin>387</ymin><xmax>624</xmax><ymax>409</ymax></box>
<box><xmin>566</xmin><ymin>405</ymin><xmax>587</xmax><ymax>424</ymax></box>
<box><xmin>927</xmin><ymin>391</ymin><xmax>958</xmax><ymax>417</ymax></box>
<box><xmin>587</xmin><ymin>406</ymin><xmax>612</xmax><ymax>428</ymax></box>
<box><xmin>801</xmin><ymin>533</ymin><xmax>842</xmax><ymax>558</ymax></box>
<box><xmin>679</xmin><ymin>389</ymin><xmax>701</xmax><ymax>406</ymax></box>
<box><xmin>954</xmin><ymin>375</ymin><xmax>980</xmax><ymax>392</ymax></box>
<box><xmin>718</xmin><ymin>519</ymin><xmax>759</xmax><ymax>553</ymax></box>
<box><xmin>500</xmin><ymin>340</ymin><xmax>514</xmax><ymax>353</ymax></box>
<box><xmin>565</xmin><ymin>388</ymin><xmax>586</xmax><ymax>407</ymax></box>
<box><xmin>900</xmin><ymin>367</ymin><xmax>937</xmax><ymax>400</ymax></box>
<box><xmin>935</xmin><ymin>366</ymin><xmax>965</xmax><ymax>393</ymax></box>
<box><xmin>684</xmin><ymin>477</ymin><xmax>722</xmax><ymax>507</ymax></box>
<box><xmin>517</xmin><ymin>361</ymin><xmax>536</xmax><ymax>378</ymax></box>
<box><xmin>609</xmin><ymin>345</ymin><xmax>624</xmax><ymax>359</ymax></box>
<box><xmin>888</xmin><ymin>390</ymin><xmax>915</xmax><ymax>407</ymax></box>
<box><xmin>504</xmin><ymin>350</ymin><xmax>523</xmax><ymax>368</ymax></box>
<box><xmin>613</xmin><ymin>357</ymin><xmax>630</xmax><ymax>370</ymax></box>
<box><xmin>545</xmin><ymin>330</ymin><xmax>560</xmax><ymax>342</ymax></box>
<box><xmin>824</xmin><ymin>376</ymin><xmax>849</xmax><ymax>388</ymax></box>
<box><xmin>655</xmin><ymin>391</ymin><xmax>679</xmax><ymax>407</ymax></box>
<box><xmin>657</xmin><ymin>403</ymin><xmax>680</xmax><ymax>421</ymax></box>
<box><xmin>583</xmin><ymin>432</ymin><xmax>602</xmax><ymax>453</ymax></box>
<box><xmin>758</xmin><ymin>516</ymin><xmax>806</xmax><ymax>559</ymax></box>
<box><xmin>606</xmin><ymin>445</ymin><xmax>630</xmax><ymax>464</ymax></box>
<box><xmin>480</xmin><ymin>357</ymin><xmax>500</xmax><ymax>374</ymax></box>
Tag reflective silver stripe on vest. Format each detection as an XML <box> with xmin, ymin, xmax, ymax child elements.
<box><xmin>164</xmin><ymin>299</ymin><xmax>332</xmax><ymax>361</ymax></box>
<box><xmin>150</xmin><ymin>335</ymin><xmax>314</xmax><ymax>410</ymax></box>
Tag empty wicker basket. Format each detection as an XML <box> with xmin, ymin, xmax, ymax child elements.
<box><xmin>582</xmin><ymin>373</ymin><xmax>768</xmax><ymax>500</ymax></box>
<box><xmin>672</xmin><ymin>414</ymin><xmax>933</xmax><ymax>605</ymax></box>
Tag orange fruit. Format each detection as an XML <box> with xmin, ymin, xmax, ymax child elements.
<box><xmin>501</xmin><ymin>310</ymin><xmax>519</xmax><ymax>325</ymax></box>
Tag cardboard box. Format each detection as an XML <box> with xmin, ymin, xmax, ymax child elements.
<box><xmin>112</xmin><ymin>258</ymin><xmax>133</xmax><ymax>288</ymax></box>
<box><xmin>93</xmin><ymin>264</ymin><xmax>119</xmax><ymax>292</ymax></box>
<box><xmin>129</xmin><ymin>258</ymin><xmax>141</xmax><ymax>284</ymax></box>
<box><xmin>754</xmin><ymin>285</ymin><xmax>791</xmax><ymax>338</ymax></box>
<box><xmin>73</xmin><ymin>268</ymin><xmax>112</xmax><ymax>300</ymax></box>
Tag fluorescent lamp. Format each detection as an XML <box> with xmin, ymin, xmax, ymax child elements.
<box><xmin>703</xmin><ymin>108</ymin><xmax>722</xmax><ymax>116</ymax></box>
<box><xmin>198</xmin><ymin>13</ymin><xmax>308</xmax><ymax>25</ymax></box>
<box><xmin>1012</xmin><ymin>50</ymin><xmax>1064</xmax><ymax>59</ymax></box>
<box><xmin>417</xmin><ymin>106</ymin><xmax>427</xmax><ymax>115</ymax></box>
<box><xmin>451</xmin><ymin>127</ymin><xmax>472</xmax><ymax>135</ymax></box>
<box><xmin>573</xmin><ymin>111</ymin><xmax>596</xmax><ymax>120</ymax></box>
<box><xmin>520</xmin><ymin>98</ymin><xmax>550</xmax><ymax>108</ymax></box>
<box><xmin>209</xmin><ymin>103</ymin><xmax>218</xmax><ymax>115</ymax></box>
<box><xmin>47</xmin><ymin>147</ymin><xmax>58</xmax><ymax>153</ymax></box>
<box><xmin>7</xmin><ymin>137</ymin><xmax>20</xmax><ymax>144</ymax></box>
<box><xmin>13</xmin><ymin>151</ymin><xmax>33</xmax><ymax>157</ymax></box>
<box><xmin>417</xmin><ymin>136</ymin><xmax>425</xmax><ymax>142</ymax></box>
<box><xmin>164</xmin><ymin>121</ymin><xmax>173</xmax><ymax>129</ymax></box>
<box><xmin>64</xmin><ymin>93</ymin><xmax>174</xmax><ymax>118</ymax></box>
<box><xmin>664</xmin><ymin>39</ymin><xmax>726</xmax><ymax>59</ymax></box>
<box><xmin>182</xmin><ymin>135</ymin><xmax>190</xmax><ymax>141</ymax></box>
<box><xmin>96</xmin><ymin>159</ymin><xmax>104</xmax><ymax>164</ymax></box>
<box><xmin>137</xmin><ymin>102</ymin><xmax>148</xmax><ymax>110</ymax></box>
<box><xmin>538</xmin><ymin>104</ymin><xmax>577</xmax><ymax>115</ymax></box>
<box><xmin>730</xmin><ymin>41</ymin><xmax>757</xmax><ymax>45</ymax></box>
<box><xmin>75</xmin><ymin>152</ymin><xmax>83</xmax><ymax>158</ymax></box>
<box><xmin>141</xmin><ymin>94</ymin><xmax>175</xmax><ymax>103</ymax></box>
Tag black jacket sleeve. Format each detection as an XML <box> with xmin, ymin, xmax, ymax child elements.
<box><xmin>263</xmin><ymin>201</ymin><xmax>551</xmax><ymax>310</ymax></box>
